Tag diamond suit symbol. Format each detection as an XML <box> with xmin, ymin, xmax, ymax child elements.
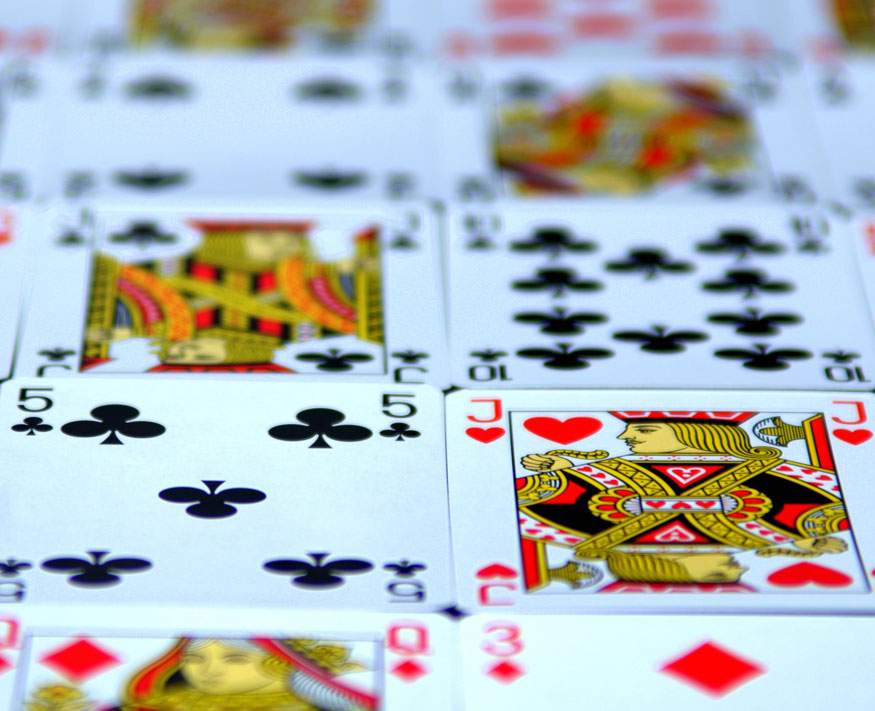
<box><xmin>486</xmin><ymin>660</ymin><xmax>524</xmax><ymax>684</ymax></box>
<box><xmin>0</xmin><ymin>653</ymin><xmax>11</xmax><ymax>676</ymax></box>
<box><xmin>390</xmin><ymin>659</ymin><xmax>428</xmax><ymax>682</ymax></box>
<box><xmin>660</xmin><ymin>641</ymin><xmax>765</xmax><ymax>697</ymax></box>
<box><xmin>40</xmin><ymin>638</ymin><xmax>121</xmax><ymax>682</ymax></box>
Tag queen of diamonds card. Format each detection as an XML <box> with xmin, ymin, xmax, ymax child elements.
<box><xmin>21</xmin><ymin>635</ymin><xmax>380</xmax><ymax>711</ymax></box>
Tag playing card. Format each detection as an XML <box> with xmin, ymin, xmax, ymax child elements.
<box><xmin>66</xmin><ymin>0</ymin><xmax>435</xmax><ymax>58</ymax></box>
<box><xmin>445</xmin><ymin>203</ymin><xmax>875</xmax><ymax>389</ymax></box>
<box><xmin>14</xmin><ymin>203</ymin><xmax>446</xmax><ymax>384</ymax></box>
<box><xmin>436</xmin><ymin>56</ymin><xmax>829</xmax><ymax>203</ymax></box>
<box><xmin>790</xmin><ymin>0</ymin><xmax>875</xmax><ymax>56</ymax></box>
<box><xmin>0</xmin><ymin>206</ymin><xmax>33</xmax><ymax>380</ymax></box>
<box><xmin>439</xmin><ymin>0</ymin><xmax>793</xmax><ymax>59</ymax></box>
<box><xmin>0</xmin><ymin>378</ymin><xmax>452</xmax><ymax>610</ymax></box>
<box><xmin>804</xmin><ymin>57</ymin><xmax>875</xmax><ymax>208</ymax></box>
<box><xmin>460</xmin><ymin>613</ymin><xmax>875</xmax><ymax>708</ymax></box>
<box><xmin>447</xmin><ymin>388</ymin><xmax>875</xmax><ymax>613</ymax></box>
<box><xmin>0</xmin><ymin>606</ymin><xmax>456</xmax><ymax>710</ymax></box>
<box><xmin>39</xmin><ymin>57</ymin><xmax>437</xmax><ymax>202</ymax></box>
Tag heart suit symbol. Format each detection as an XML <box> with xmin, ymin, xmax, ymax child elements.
<box><xmin>523</xmin><ymin>416</ymin><xmax>602</xmax><ymax>445</ymax></box>
<box><xmin>475</xmin><ymin>563</ymin><xmax>518</xmax><ymax>580</ymax></box>
<box><xmin>832</xmin><ymin>428</ymin><xmax>873</xmax><ymax>446</ymax></box>
<box><xmin>466</xmin><ymin>427</ymin><xmax>505</xmax><ymax>443</ymax></box>
<box><xmin>766</xmin><ymin>562</ymin><xmax>853</xmax><ymax>588</ymax></box>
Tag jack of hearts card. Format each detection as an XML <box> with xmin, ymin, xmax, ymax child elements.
<box><xmin>14</xmin><ymin>204</ymin><xmax>447</xmax><ymax>385</ymax></box>
<box><xmin>447</xmin><ymin>389</ymin><xmax>875</xmax><ymax>613</ymax></box>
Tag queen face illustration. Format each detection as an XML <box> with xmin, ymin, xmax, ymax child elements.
<box><xmin>115</xmin><ymin>636</ymin><xmax>378</xmax><ymax>711</ymax></box>
<box><xmin>177</xmin><ymin>640</ymin><xmax>286</xmax><ymax>696</ymax></box>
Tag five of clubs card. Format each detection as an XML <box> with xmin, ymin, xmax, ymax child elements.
<box><xmin>3</xmin><ymin>1</ymin><xmax>875</xmax><ymax>709</ymax></box>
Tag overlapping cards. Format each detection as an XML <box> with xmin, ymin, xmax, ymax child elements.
<box><xmin>2</xmin><ymin>0</ymin><xmax>875</xmax><ymax>709</ymax></box>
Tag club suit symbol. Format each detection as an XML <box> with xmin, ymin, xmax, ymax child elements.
<box><xmin>380</xmin><ymin>423</ymin><xmax>420</xmax><ymax>441</ymax></box>
<box><xmin>613</xmin><ymin>325</ymin><xmax>708</xmax><ymax>353</ymax></box>
<box><xmin>513</xmin><ymin>307</ymin><xmax>607</xmax><ymax>335</ymax></box>
<box><xmin>707</xmin><ymin>307</ymin><xmax>802</xmax><ymax>335</ymax></box>
<box><xmin>295</xmin><ymin>348</ymin><xmax>374</xmax><ymax>372</ymax></box>
<box><xmin>695</xmin><ymin>229</ymin><xmax>785</xmax><ymax>260</ymax></box>
<box><xmin>268</xmin><ymin>408</ymin><xmax>372</xmax><ymax>448</ymax></box>
<box><xmin>109</xmin><ymin>221</ymin><xmax>177</xmax><ymax>247</ymax></box>
<box><xmin>701</xmin><ymin>269</ymin><xmax>794</xmax><ymax>299</ymax></box>
<box><xmin>517</xmin><ymin>343</ymin><xmax>613</xmax><ymax>369</ymax></box>
<box><xmin>114</xmin><ymin>168</ymin><xmax>189</xmax><ymax>190</ymax></box>
<box><xmin>41</xmin><ymin>551</ymin><xmax>152</xmax><ymax>587</ymax></box>
<box><xmin>605</xmin><ymin>248</ymin><xmax>693</xmax><ymax>279</ymax></box>
<box><xmin>512</xmin><ymin>268</ymin><xmax>602</xmax><ymax>297</ymax></box>
<box><xmin>125</xmin><ymin>75</ymin><xmax>192</xmax><ymax>100</ymax></box>
<box><xmin>159</xmin><ymin>481</ymin><xmax>266</xmax><ymax>519</ymax></box>
<box><xmin>264</xmin><ymin>553</ymin><xmax>374</xmax><ymax>589</ymax></box>
<box><xmin>295</xmin><ymin>77</ymin><xmax>361</xmax><ymax>102</ymax></box>
<box><xmin>61</xmin><ymin>405</ymin><xmax>165</xmax><ymax>445</ymax></box>
<box><xmin>11</xmin><ymin>417</ymin><xmax>52</xmax><ymax>436</ymax></box>
<box><xmin>293</xmin><ymin>169</ymin><xmax>367</xmax><ymax>190</ymax></box>
<box><xmin>714</xmin><ymin>343</ymin><xmax>812</xmax><ymax>370</ymax></box>
<box><xmin>510</xmin><ymin>227</ymin><xmax>596</xmax><ymax>258</ymax></box>
<box><xmin>38</xmin><ymin>347</ymin><xmax>75</xmax><ymax>361</ymax></box>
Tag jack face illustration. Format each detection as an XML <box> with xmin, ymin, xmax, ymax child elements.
<box><xmin>516</xmin><ymin>410</ymin><xmax>861</xmax><ymax>593</ymax></box>
<box><xmin>82</xmin><ymin>219</ymin><xmax>383</xmax><ymax>373</ymax></box>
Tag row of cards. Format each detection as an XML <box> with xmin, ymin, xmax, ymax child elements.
<box><xmin>2</xmin><ymin>55</ymin><xmax>874</xmax><ymax>209</ymax></box>
<box><xmin>0</xmin><ymin>0</ymin><xmax>872</xmax><ymax>59</ymax></box>
<box><xmin>1</xmin><ymin>202</ymin><xmax>875</xmax><ymax>390</ymax></box>
<box><xmin>0</xmin><ymin>606</ymin><xmax>871</xmax><ymax>709</ymax></box>
<box><xmin>1</xmin><ymin>379</ymin><xmax>874</xmax><ymax>616</ymax></box>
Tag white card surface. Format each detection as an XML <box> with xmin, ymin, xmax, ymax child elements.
<box><xmin>36</xmin><ymin>57</ymin><xmax>437</xmax><ymax>203</ymax></box>
<box><xmin>15</xmin><ymin>203</ymin><xmax>447</xmax><ymax>385</ymax></box>
<box><xmin>446</xmin><ymin>203</ymin><xmax>875</xmax><ymax>389</ymax></box>
<box><xmin>805</xmin><ymin>57</ymin><xmax>875</xmax><ymax>209</ymax></box>
<box><xmin>447</xmin><ymin>388</ymin><xmax>875</xmax><ymax>613</ymax></box>
<box><xmin>0</xmin><ymin>379</ymin><xmax>452</xmax><ymax>611</ymax></box>
<box><xmin>461</xmin><ymin>613</ymin><xmax>875</xmax><ymax>709</ymax></box>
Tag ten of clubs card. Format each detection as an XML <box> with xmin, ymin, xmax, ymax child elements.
<box><xmin>447</xmin><ymin>388</ymin><xmax>875</xmax><ymax>613</ymax></box>
<box><xmin>445</xmin><ymin>203</ymin><xmax>875</xmax><ymax>389</ymax></box>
